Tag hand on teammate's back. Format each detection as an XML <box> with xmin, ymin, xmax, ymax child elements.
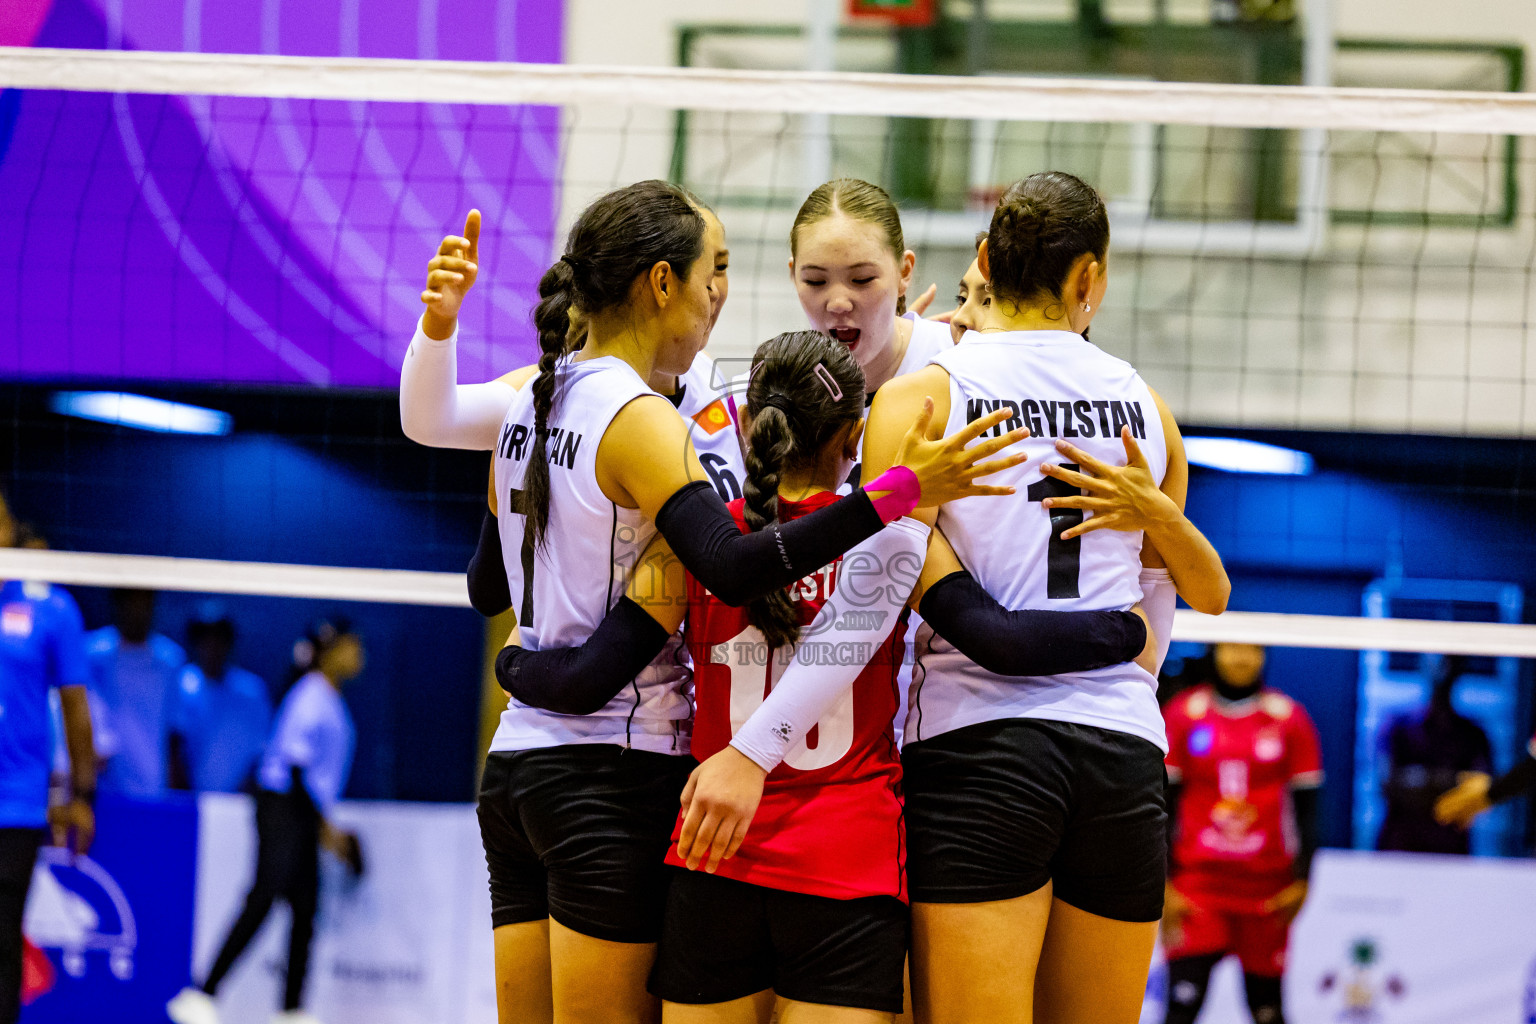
<box><xmin>1039</xmin><ymin>427</ymin><xmax>1181</xmax><ymax>538</ymax></box>
<box><xmin>890</xmin><ymin>401</ymin><xmax>1030</xmax><ymax>508</ymax></box>
<box><xmin>675</xmin><ymin>747</ymin><xmax>768</xmax><ymax>874</ymax></box>
<box><xmin>420</xmin><ymin>209</ymin><xmax>481</xmax><ymax>339</ymax></box>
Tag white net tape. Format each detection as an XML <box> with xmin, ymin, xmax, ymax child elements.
<box><xmin>4</xmin><ymin>46</ymin><xmax>1536</xmax><ymax>135</ymax></box>
<box><xmin>2</xmin><ymin>548</ymin><xmax>1533</xmax><ymax>657</ymax></box>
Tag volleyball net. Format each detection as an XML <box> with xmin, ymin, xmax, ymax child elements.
<box><xmin>3</xmin><ymin>46</ymin><xmax>1536</xmax><ymax>647</ymax></box>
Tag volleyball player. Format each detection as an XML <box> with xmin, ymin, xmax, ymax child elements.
<box><xmin>721</xmin><ymin>179</ymin><xmax>953</xmax><ymax>449</ymax></box>
<box><xmin>406</xmin><ymin>180</ymin><xmax>1028</xmax><ymax>1024</ymax></box>
<box><xmin>759</xmin><ymin>178</ymin><xmax>961</xmax><ymax>749</ymax></box>
<box><xmin>794</xmin><ymin>171</ymin><xmax>1230</xmax><ymax>1024</ymax></box>
<box><xmin>1161</xmin><ymin>643</ymin><xmax>1322</xmax><ymax>1024</ymax></box>
<box><xmin>495</xmin><ymin>328</ymin><xmax>1154</xmax><ymax>1022</ymax></box>
<box><xmin>947</xmin><ymin>233</ymin><xmax>991</xmax><ymax>345</ymax></box>
<box><xmin>658</xmin><ymin>332</ymin><xmax>918</xmax><ymax>1023</ymax></box>
<box><xmin>786</xmin><ymin>179</ymin><xmax>954</xmax><ymax>402</ymax></box>
<box><xmin>402</xmin><ymin>206</ymin><xmax>743</xmax><ymax>618</ymax></box>
<box><xmin>910</xmin><ymin>232</ymin><xmax>988</xmax><ymax>346</ymax></box>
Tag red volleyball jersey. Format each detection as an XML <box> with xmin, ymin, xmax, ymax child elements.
<box><xmin>1164</xmin><ymin>685</ymin><xmax>1323</xmax><ymax>902</ymax></box>
<box><xmin>665</xmin><ymin>492</ymin><xmax>907</xmax><ymax>902</ymax></box>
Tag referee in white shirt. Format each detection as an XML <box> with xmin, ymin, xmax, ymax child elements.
<box><xmin>168</xmin><ymin>619</ymin><xmax>363</xmax><ymax>1024</ymax></box>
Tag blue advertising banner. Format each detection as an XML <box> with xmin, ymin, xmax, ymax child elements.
<box><xmin>22</xmin><ymin>796</ymin><xmax>198</xmax><ymax>1023</ymax></box>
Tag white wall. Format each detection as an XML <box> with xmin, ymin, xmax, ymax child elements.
<box><xmin>566</xmin><ymin>0</ymin><xmax>811</xmax><ymax>66</ymax></box>
<box><xmin>566</xmin><ymin>0</ymin><xmax>1536</xmax><ymax>65</ymax></box>
<box><xmin>1334</xmin><ymin>0</ymin><xmax>1536</xmax><ymax>54</ymax></box>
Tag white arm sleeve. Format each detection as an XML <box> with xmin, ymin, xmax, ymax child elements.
<box><xmin>1139</xmin><ymin>567</ymin><xmax>1176</xmax><ymax>675</ymax></box>
<box><xmin>729</xmin><ymin>517</ymin><xmax>931</xmax><ymax>772</ymax></box>
<box><xmin>399</xmin><ymin>316</ymin><xmax>515</xmax><ymax>450</ymax></box>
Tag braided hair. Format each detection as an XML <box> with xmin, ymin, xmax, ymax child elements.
<box><xmin>986</xmin><ymin>171</ymin><xmax>1109</xmax><ymax>311</ymax></box>
<box><xmin>522</xmin><ymin>180</ymin><xmax>707</xmax><ymax>556</ymax></box>
<box><xmin>741</xmin><ymin>331</ymin><xmax>866</xmax><ymax>648</ymax></box>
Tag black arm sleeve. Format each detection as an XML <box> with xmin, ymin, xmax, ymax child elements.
<box><xmin>1487</xmin><ymin>753</ymin><xmax>1536</xmax><ymax>804</ymax></box>
<box><xmin>495</xmin><ymin>597</ymin><xmax>673</xmax><ymax>716</ymax></box>
<box><xmin>656</xmin><ymin>480</ymin><xmax>884</xmax><ymax>607</ymax></box>
<box><xmin>917</xmin><ymin>570</ymin><xmax>1148</xmax><ymax>677</ymax></box>
<box><xmin>1291</xmin><ymin>783</ymin><xmax>1322</xmax><ymax>880</ymax></box>
<box><xmin>467</xmin><ymin>510</ymin><xmax>512</xmax><ymax>617</ymax></box>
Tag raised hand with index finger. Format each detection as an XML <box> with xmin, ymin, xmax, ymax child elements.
<box><xmin>421</xmin><ymin>209</ymin><xmax>481</xmax><ymax>339</ymax></box>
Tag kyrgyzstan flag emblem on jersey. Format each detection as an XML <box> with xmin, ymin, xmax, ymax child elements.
<box><xmin>692</xmin><ymin>399</ymin><xmax>733</xmax><ymax>436</ymax></box>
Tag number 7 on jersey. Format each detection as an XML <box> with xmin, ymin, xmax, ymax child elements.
<box><xmin>1027</xmin><ymin>465</ymin><xmax>1084</xmax><ymax>600</ymax></box>
<box><xmin>506</xmin><ymin>487</ymin><xmax>536</xmax><ymax>628</ymax></box>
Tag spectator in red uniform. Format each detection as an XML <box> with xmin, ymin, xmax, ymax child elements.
<box><xmin>1161</xmin><ymin>643</ymin><xmax>1323</xmax><ymax>1024</ymax></box>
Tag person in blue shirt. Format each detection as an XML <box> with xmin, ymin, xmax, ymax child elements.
<box><xmin>0</xmin><ymin>499</ymin><xmax>95</xmax><ymax>1024</ymax></box>
<box><xmin>168</xmin><ymin>618</ymin><xmax>363</xmax><ymax>1024</ymax></box>
<box><xmin>169</xmin><ymin>604</ymin><xmax>272</xmax><ymax>794</ymax></box>
<box><xmin>87</xmin><ymin>589</ymin><xmax>184</xmax><ymax>798</ymax></box>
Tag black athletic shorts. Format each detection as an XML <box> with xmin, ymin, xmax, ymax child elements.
<box><xmin>649</xmin><ymin>868</ymin><xmax>908</xmax><ymax>1013</ymax></box>
<box><xmin>902</xmin><ymin>717</ymin><xmax>1167</xmax><ymax>922</ymax></box>
<box><xmin>477</xmin><ymin>745</ymin><xmax>693</xmax><ymax>943</ymax></box>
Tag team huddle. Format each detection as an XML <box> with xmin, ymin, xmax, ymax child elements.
<box><xmin>399</xmin><ymin>173</ymin><xmax>1231</xmax><ymax>1024</ymax></box>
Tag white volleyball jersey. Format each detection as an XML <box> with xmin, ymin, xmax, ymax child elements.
<box><xmin>676</xmin><ymin>352</ymin><xmax>745</xmax><ymax>503</ymax></box>
<box><xmin>490</xmin><ymin>356</ymin><xmax>691</xmax><ymax>755</ymax></box>
<box><xmin>908</xmin><ymin>330</ymin><xmax>1171</xmax><ymax>751</ymax></box>
<box><xmin>872</xmin><ymin>314</ymin><xmax>954</xmax><ymax>741</ymax></box>
<box><xmin>895</xmin><ymin>311</ymin><xmax>954</xmax><ymax>378</ymax></box>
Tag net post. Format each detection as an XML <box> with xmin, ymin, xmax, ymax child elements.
<box><xmin>803</xmin><ymin>0</ymin><xmax>838</xmax><ymax>193</ymax></box>
<box><xmin>1296</xmin><ymin>0</ymin><xmax>1335</xmax><ymax>254</ymax></box>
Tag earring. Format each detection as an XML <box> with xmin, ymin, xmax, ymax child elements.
<box><xmin>1082</xmin><ymin>303</ymin><xmax>1092</xmax><ymax>313</ymax></box>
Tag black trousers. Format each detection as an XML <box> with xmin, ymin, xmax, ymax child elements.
<box><xmin>0</xmin><ymin>829</ymin><xmax>43</xmax><ymax>1024</ymax></box>
<box><xmin>0</xmin><ymin>829</ymin><xmax>44</xmax><ymax>1024</ymax></box>
<box><xmin>203</xmin><ymin>788</ymin><xmax>321</xmax><ymax>1012</ymax></box>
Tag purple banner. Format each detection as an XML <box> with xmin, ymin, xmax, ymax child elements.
<box><xmin>0</xmin><ymin>0</ymin><xmax>562</xmax><ymax>386</ymax></box>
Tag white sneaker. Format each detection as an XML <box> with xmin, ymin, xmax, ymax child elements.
<box><xmin>272</xmin><ymin>1012</ymin><xmax>325</xmax><ymax>1024</ymax></box>
<box><xmin>166</xmin><ymin>988</ymin><xmax>221</xmax><ymax>1024</ymax></box>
